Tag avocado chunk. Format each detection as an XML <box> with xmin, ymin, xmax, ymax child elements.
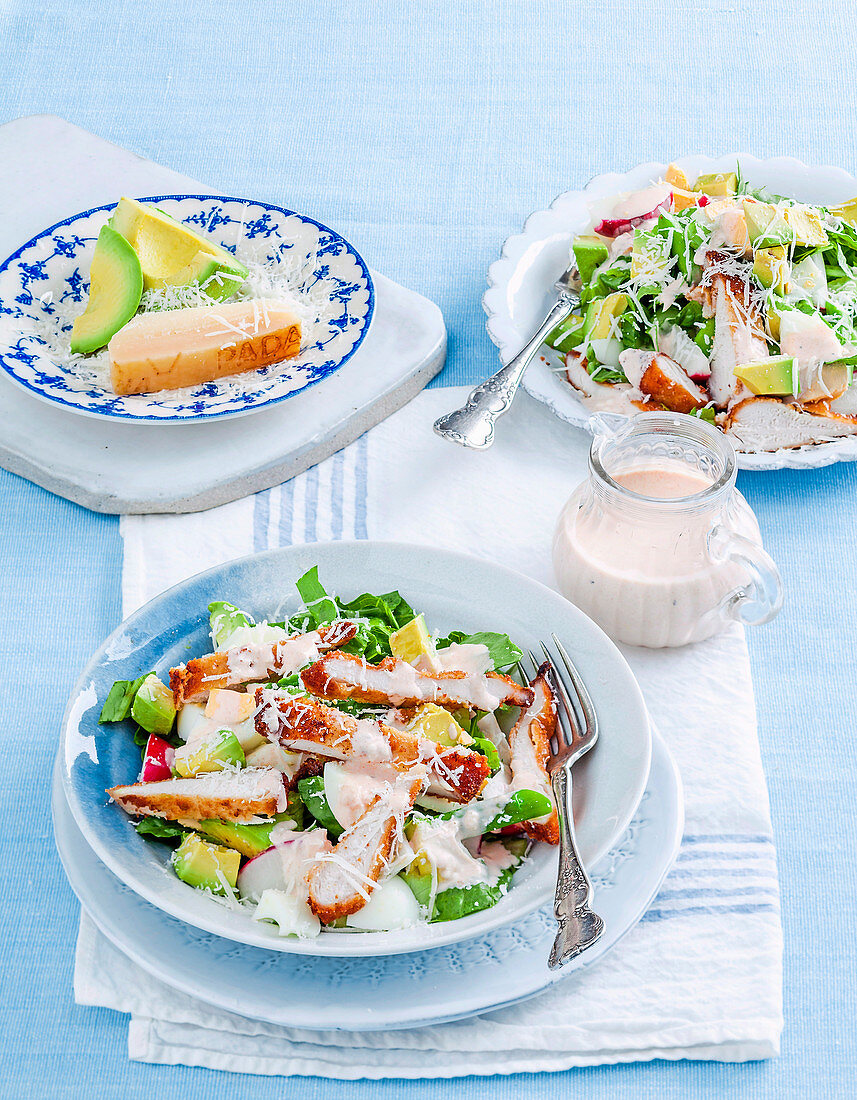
<box><xmin>734</xmin><ymin>356</ymin><xmax>798</xmax><ymax>396</ymax></box>
<box><xmin>572</xmin><ymin>235</ymin><xmax>609</xmax><ymax>283</ymax></box>
<box><xmin>829</xmin><ymin>197</ymin><xmax>857</xmax><ymax>226</ymax></box>
<box><xmin>173</xmin><ymin>728</ymin><xmax>245</xmax><ymax>778</ymax></box>
<box><xmin>198</xmin><ymin>818</ymin><xmax>275</xmax><ymax>858</ymax></box>
<box><xmin>110</xmin><ymin>197</ymin><xmax>248</xmax><ymax>300</ymax></box>
<box><xmin>390</xmin><ymin>614</ymin><xmax>437</xmax><ymax>667</ymax></box>
<box><xmin>546</xmin><ymin>312</ymin><xmax>586</xmax><ymax>352</ymax></box>
<box><xmin>406</xmin><ymin>703</ymin><xmax>469</xmax><ymax>748</ymax></box>
<box><xmin>753</xmin><ymin>246</ymin><xmax>790</xmax><ymax>292</ymax></box>
<box><xmin>743</xmin><ymin>201</ymin><xmax>794</xmax><ymax>248</ymax></box>
<box><xmin>70</xmin><ymin>226</ymin><xmax>143</xmax><ymax>354</ymax></box>
<box><xmin>584</xmin><ymin>292</ymin><xmax>628</xmax><ymax>340</ymax></box>
<box><xmin>172</xmin><ymin>832</ymin><xmax>240</xmax><ymax>894</ymax></box>
<box><xmin>692</xmin><ymin>172</ymin><xmax>738</xmax><ymax>197</ymax></box>
<box><xmin>130</xmin><ymin>674</ymin><xmax>176</xmax><ymax>737</ymax></box>
<box><xmin>782</xmin><ymin>206</ymin><xmax>828</xmax><ymax>247</ymax></box>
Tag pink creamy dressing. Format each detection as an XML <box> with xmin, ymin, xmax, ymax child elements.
<box><xmin>325</xmin><ymin>761</ymin><xmax>398</xmax><ymax>829</ymax></box>
<box><xmin>226</xmin><ymin>631</ymin><xmax>321</xmax><ymax>682</ymax></box>
<box><xmin>613</xmin><ymin>466</ymin><xmax>712</xmax><ymax>498</ymax></box>
<box><xmin>553</xmin><ymin>462</ymin><xmax>763</xmax><ymax>647</ymax></box>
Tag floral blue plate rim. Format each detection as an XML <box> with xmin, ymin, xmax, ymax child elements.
<box><xmin>0</xmin><ymin>194</ymin><xmax>375</xmax><ymax>423</ymax></box>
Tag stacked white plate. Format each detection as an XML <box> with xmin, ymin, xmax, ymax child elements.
<box><xmin>55</xmin><ymin>541</ymin><xmax>684</xmax><ymax>1030</ymax></box>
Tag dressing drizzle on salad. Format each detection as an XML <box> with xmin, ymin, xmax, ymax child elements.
<box><xmin>550</xmin><ymin>163</ymin><xmax>857</xmax><ymax>452</ymax></box>
<box><xmin>100</xmin><ymin>568</ymin><xmax>559</xmax><ymax>939</ymax></box>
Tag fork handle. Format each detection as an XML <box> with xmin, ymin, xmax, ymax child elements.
<box><xmin>433</xmin><ymin>291</ymin><xmax>577</xmax><ymax>450</ymax></box>
<box><xmin>548</xmin><ymin>765</ymin><xmax>605</xmax><ymax>970</ymax></box>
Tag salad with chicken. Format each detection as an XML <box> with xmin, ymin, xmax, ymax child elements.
<box><xmin>100</xmin><ymin>568</ymin><xmax>559</xmax><ymax>938</ymax></box>
<box><xmin>549</xmin><ymin>162</ymin><xmax>857</xmax><ymax>452</ymax></box>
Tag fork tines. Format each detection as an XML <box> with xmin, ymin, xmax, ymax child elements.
<box><xmin>520</xmin><ymin>636</ymin><xmax>599</xmax><ymax>766</ymax></box>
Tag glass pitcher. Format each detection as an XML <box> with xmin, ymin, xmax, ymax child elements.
<box><xmin>552</xmin><ymin>412</ymin><xmax>783</xmax><ymax>648</ymax></box>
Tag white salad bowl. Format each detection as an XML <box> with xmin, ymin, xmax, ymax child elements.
<box><xmin>0</xmin><ymin>195</ymin><xmax>374</xmax><ymax>422</ymax></box>
<box><xmin>484</xmin><ymin>153</ymin><xmax>857</xmax><ymax>470</ymax></box>
<box><xmin>60</xmin><ymin>541</ymin><xmax>652</xmax><ymax>957</ymax></box>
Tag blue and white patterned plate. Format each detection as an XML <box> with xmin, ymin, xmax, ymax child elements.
<box><xmin>0</xmin><ymin>195</ymin><xmax>374</xmax><ymax>422</ymax></box>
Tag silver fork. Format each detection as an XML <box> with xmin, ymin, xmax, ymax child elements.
<box><xmin>521</xmin><ymin>633</ymin><xmax>604</xmax><ymax>969</ymax></box>
<box><xmin>433</xmin><ymin>264</ymin><xmax>581</xmax><ymax>449</ymax></box>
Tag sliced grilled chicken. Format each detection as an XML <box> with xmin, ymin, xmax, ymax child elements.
<box><xmin>255</xmin><ymin>691</ymin><xmax>489</xmax><ymax>802</ymax></box>
<box><xmin>508</xmin><ymin>665</ymin><xmax>559</xmax><ymax>845</ymax></box>
<box><xmin>107</xmin><ymin>768</ymin><xmax>285</xmax><ymax>822</ymax></box>
<box><xmin>170</xmin><ymin>620</ymin><xmax>357</xmax><ymax>706</ymax></box>
<box><xmin>566</xmin><ymin>351</ymin><xmax>642</xmax><ymax>413</ymax></box>
<box><xmin>657</xmin><ymin>325</ymin><xmax>711</xmax><ymax>382</ymax></box>
<box><xmin>300</xmin><ymin>652</ymin><xmax>533</xmax><ymax>712</ymax></box>
<box><xmin>726</xmin><ymin>397</ymin><xmax>857</xmax><ymax>451</ymax></box>
<box><xmin>307</xmin><ymin>773</ymin><xmax>423</xmax><ymax>922</ymax></box>
<box><xmin>638</xmin><ymin>353</ymin><xmax>708</xmax><ymax>413</ymax></box>
<box><xmin>689</xmin><ymin>256</ymin><xmax>768</xmax><ymax>409</ymax></box>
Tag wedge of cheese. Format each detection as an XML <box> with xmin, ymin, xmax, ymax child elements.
<box><xmin>108</xmin><ymin>298</ymin><xmax>301</xmax><ymax>395</ymax></box>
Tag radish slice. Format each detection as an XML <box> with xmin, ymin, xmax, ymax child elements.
<box><xmin>595</xmin><ymin>185</ymin><xmax>672</xmax><ymax>238</ymax></box>
<box><xmin>237</xmin><ymin>831</ymin><xmax>331</xmax><ymax>903</ymax></box>
<box><xmin>237</xmin><ymin>845</ymin><xmax>288</xmax><ymax>902</ymax></box>
<box><xmin>140</xmin><ymin>734</ymin><xmax>174</xmax><ymax>782</ymax></box>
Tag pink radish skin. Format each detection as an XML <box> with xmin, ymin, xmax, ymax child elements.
<box><xmin>595</xmin><ymin>185</ymin><xmax>672</xmax><ymax>238</ymax></box>
<box><xmin>237</xmin><ymin>843</ymin><xmax>293</xmax><ymax>901</ymax></box>
<box><xmin>140</xmin><ymin>735</ymin><xmax>175</xmax><ymax>782</ymax></box>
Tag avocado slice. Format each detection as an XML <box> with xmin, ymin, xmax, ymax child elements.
<box><xmin>130</xmin><ymin>674</ymin><xmax>175</xmax><ymax>737</ymax></box>
<box><xmin>198</xmin><ymin>818</ymin><xmax>275</xmax><ymax>858</ymax></box>
<box><xmin>572</xmin><ymin>235</ymin><xmax>609</xmax><ymax>283</ymax></box>
<box><xmin>390</xmin><ymin>614</ymin><xmax>437</xmax><ymax>666</ymax></box>
<box><xmin>692</xmin><ymin>172</ymin><xmax>738</xmax><ymax>197</ymax></box>
<box><xmin>406</xmin><ymin>703</ymin><xmax>468</xmax><ymax>748</ymax></box>
<box><xmin>110</xmin><ymin>197</ymin><xmax>248</xmax><ymax>300</ymax></box>
<box><xmin>173</xmin><ymin>728</ymin><xmax>245</xmax><ymax>778</ymax></box>
<box><xmin>546</xmin><ymin>313</ymin><xmax>587</xmax><ymax>352</ymax></box>
<box><xmin>70</xmin><ymin>226</ymin><xmax>143</xmax><ymax>354</ymax></box>
<box><xmin>734</xmin><ymin>356</ymin><xmax>798</xmax><ymax>396</ymax></box>
<box><xmin>584</xmin><ymin>292</ymin><xmax>628</xmax><ymax>340</ymax></box>
<box><xmin>753</xmin><ymin>246</ymin><xmax>790</xmax><ymax>292</ymax></box>
<box><xmin>782</xmin><ymin>206</ymin><xmax>828</xmax><ymax>247</ymax></box>
<box><xmin>743</xmin><ymin>201</ymin><xmax>794</xmax><ymax>248</ymax></box>
<box><xmin>172</xmin><ymin>832</ymin><xmax>240</xmax><ymax>894</ymax></box>
<box><xmin>829</xmin><ymin>197</ymin><xmax>857</xmax><ymax>226</ymax></box>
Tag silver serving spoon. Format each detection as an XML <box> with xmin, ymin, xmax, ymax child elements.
<box><xmin>434</xmin><ymin>264</ymin><xmax>581</xmax><ymax>449</ymax></box>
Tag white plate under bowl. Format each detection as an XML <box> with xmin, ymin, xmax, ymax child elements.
<box><xmin>0</xmin><ymin>195</ymin><xmax>374</xmax><ymax>422</ymax></box>
<box><xmin>53</xmin><ymin>728</ymin><xmax>682</xmax><ymax>1031</ymax></box>
<box><xmin>61</xmin><ymin>541</ymin><xmax>652</xmax><ymax>957</ymax></box>
<box><xmin>484</xmin><ymin>153</ymin><xmax>857</xmax><ymax>471</ymax></box>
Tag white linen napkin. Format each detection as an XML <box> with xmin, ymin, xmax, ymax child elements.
<box><xmin>74</xmin><ymin>387</ymin><xmax>783</xmax><ymax>1077</ymax></box>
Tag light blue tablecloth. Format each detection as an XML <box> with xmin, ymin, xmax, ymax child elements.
<box><xmin>2</xmin><ymin>0</ymin><xmax>856</xmax><ymax>1095</ymax></box>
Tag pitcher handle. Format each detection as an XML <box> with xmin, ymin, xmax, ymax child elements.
<box><xmin>708</xmin><ymin>524</ymin><xmax>784</xmax><ymax>627</ymax></box>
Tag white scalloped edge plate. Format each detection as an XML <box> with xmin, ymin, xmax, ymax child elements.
<box><xmin>484</xmin><ymin>153</ymin><xmax>857</xmax><ymax>471</ymax></box>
